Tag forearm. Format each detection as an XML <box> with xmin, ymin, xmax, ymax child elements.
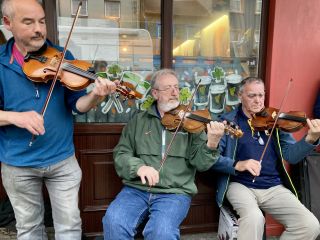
<box><xmin>114</xmin><ymin>153</ymin><xmax>145</xmax><ymax>180</ymax></box>
<box><xmin>75</xmin><ymin>91</ymin><xmax>104</xmax><ymax>113</ymax></box>
<box><xmin>0</xmin><ymin>110</ymin><xmax>16</xmax><ymax>126</ymax></box>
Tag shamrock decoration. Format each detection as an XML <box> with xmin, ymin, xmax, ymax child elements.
<box><xmin>211</xmin><ymin>67</ymin><xmax>225</xmax><ymax>83</ymax></box>
<box><xmin>107</xmin><ymin>63</ymin><xmax>123</xmax><ymax>80</ymax></box>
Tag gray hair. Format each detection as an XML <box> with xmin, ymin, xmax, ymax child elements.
<box><xmin>1</xmin><ymin>0</ymin><xmax>43</xmax><ymax>19</ymax></box>
<box><xmin>150</xmin><ymin>68</ymin><xmax>178</xmax><ymax>89</ymax></box>
<box><xmin>238</xmin><ymin>77</ymin><xmax>264</xmax><ymax>94</ymax></box>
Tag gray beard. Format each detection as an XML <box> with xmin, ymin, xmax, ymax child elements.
<box><xmin>158</xmin><ymin>100</ymin><xmax>179</xmax><ymax>113</ymax></box>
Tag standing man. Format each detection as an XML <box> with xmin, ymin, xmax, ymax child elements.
<box><xmin>0</xmin><ymin>0</ymin><xmax>117</xmax><ymax>239</ymax></box>
<box><xmin>103</xmin><ymin>69</ymin><xmax>226</xmax><ymax>240</ymax></box>
<box><xmin>211</xmin><ymin>77</ymin><xmax>320</xmax><ymax>240</ymax></box>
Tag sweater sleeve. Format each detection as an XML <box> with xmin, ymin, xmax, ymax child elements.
<box><xmin>279</xmin><ymin>130</ymin><xmax>317</xmax><ymax>164</ymax></box>
<box><xmin>187</xmin><ymin>131</ymin><xmax>221</xmax><ymax>172</ymax></box>
<box><xmin>62</xmin><ymin>49</ymin><xmax>87</xmax><ymax>114</ymax></box>
<box><xmin>113</xmin><ymin>116</ymin><xmax>146</xmax><ymax>180</ymax></box>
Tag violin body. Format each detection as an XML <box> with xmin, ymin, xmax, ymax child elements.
<box><xmin>23</xmin><ymin>46</ymin><xmax>139</xmax><ymax>99</ymax></box>
<box><xmin>252</xmin><ymin>107</ymin><xmax>307</xmax><ymax>132</ymax></box>
<box><xmin>23</xmin><ymin>46</ymin><xmax>94</xmax><ymax>91</ymax></box>
<box><xmin>161</xmin><ymin>105</ymin><xmax>243</xmax><ymax>137</ymax></box>
<box><xmin>161</xmin><ymin>105</ymin><xmax>210</xmax><ymax>133</ymax></box>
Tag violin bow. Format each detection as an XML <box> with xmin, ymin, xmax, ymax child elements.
<box><xmin>29</xmin><ymin>1</ymin><xmax>83</xmax><ymax>146</ymax></box>
<box><xmin>252</xmin><ymin>78</ymin><xmax>293</xmax><ymax>182</ymax></box>
<box><xmin>147</xmin><ymin>80</ymin><xmax>202</xmax><ymax>191</ymax></box>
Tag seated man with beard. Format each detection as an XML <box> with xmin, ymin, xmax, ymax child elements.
<box><xmin>103</xmin><ymin>68</ymin><xmax>226</xmax><ymax>240</ymax></box>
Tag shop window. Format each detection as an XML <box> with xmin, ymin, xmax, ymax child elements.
<box><xmin>172</xmin><ymin>0</ymin><xmax>262</xmax><ymax>116</ymax></box>
<box><xmin>256</xmin><ymin>0</ymin><xmax>262</xmax><ymax>14</ymax></box>
<box><xmin>71</xmin><ymin>0</ymin><xmax>88</xmax><ymax>17</ymax></box>
<box><xmin>56</xmin><ymin>0</ymin><xmax>160</xmax><ymax>123</ymax></box>
<box><xmin>105</xmin><ymin>1</ymin><xmax>121</xmax><ymax>20</ymax></box>
<box><xmin>230</xmin><ymin>0</ymin><xmax>243</xmax><ymax>13</ymax></box>
<box><xmin>54</xmin><ymin>0</ymin><xmax>264</xmax><ymax>123</ymax></box>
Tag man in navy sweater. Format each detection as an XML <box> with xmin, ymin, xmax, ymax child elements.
<box><xmin>211</xmin><ymin>77</ymin><xmax>320</xmax><ymax>240</ymax></box>
<box><xmin>0</xmin><ymin>0</ymin><xmax>117</xmax><ymax>239</ymax></box>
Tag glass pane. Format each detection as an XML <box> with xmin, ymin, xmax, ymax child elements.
<box><xmin>172</xmin><ymin>0</ymin><xmax>262</xmax><ymax>116</ymax></box>
<box><xmin>56</xmin><ymin>0</ymin><xmax>161</xmax><ymax>123</ymax></box>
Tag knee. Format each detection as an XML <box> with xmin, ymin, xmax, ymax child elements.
<box><xmin>144</xmin><ymin>224</ymin><xmax>179</xmax><ymax>240</ymax></box>
<box><xmin>239</xmin><ymin>209</ymin><xmax>265</xmax><ymax>227</ymax></box>
<box><xmin>102</xmin><ymin>209</ymin><xmax>121</xmax><ymax>230</ymax></box>
<box><xmin>103</xmin><ymin>208</ymin><xmax>132</xmax><ymax>237</ymax></box>
<box><xmin>55</xmin><ymin>206</ymin><xmax>81</xmax><ymax>227</ymax></box>
<box><xmin>299</xmin><ymin>215</ymin><xmax>320</xmax><ymax>238</ymax></box>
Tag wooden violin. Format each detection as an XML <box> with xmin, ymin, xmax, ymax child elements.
<box><xmin>22</xmin><ymin>46</ymin><xmax>138</xmax><ymax>99</ymax></box>
<box><xmin>161</xmin><ymin>105</ymin><xmax>243</xmax><ymax>138</ymax></box>
<box><xmin>251</xmin><ymin>107</ymin><xmax>307</xmax><ymax>133</ymax></box>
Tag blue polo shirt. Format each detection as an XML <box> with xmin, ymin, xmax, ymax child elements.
<box><xmin>231</xmin><ymin>108</ymin><xmax>282</xmax><ymax>189</ymax></box>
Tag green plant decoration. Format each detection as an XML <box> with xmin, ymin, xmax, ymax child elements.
<box><xmin>140</xmin><ymin>95</ymin><xmax>155</xmax><ymax>110</ymax></box>
<box><xmin>107</xmin><ymin>63</ymin><xmax>122</xmax><ymax>77</ymax></box>
<box><xmin>211</xmin><ymin>67</ymin><xmax>224</xmax><ymax>80</ymax></box>
<box><xmin>179</xmin><ymin>87</ymin><xmax>192</xmax><ymax>104</ymax></box>
<box><xmin>229</xmin><ymin>86</ymin><xmax>236</xmax><ymax>96</ymax></box>
<box><xmin>214</xmin><ymin>94</ymin><xmax>221</xmax><ymax>104</ymax></box>
<box><xmin>198</xmin><ymin>85</ymin><xmax>207</xmax><ymax>95</ymax></box>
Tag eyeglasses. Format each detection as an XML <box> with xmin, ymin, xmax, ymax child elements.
<box><xmin>253</xmin><ymin>131</ymin><xmax>265</xmax><ymax>146</ymax></box>
<box><xmin>154</xmin><ymin>85</ymin><xmax>179</xmax><ymax>92</ymax></box>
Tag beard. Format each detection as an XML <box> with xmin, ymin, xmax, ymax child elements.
<box><xmin>158</xmin><ymin>100</ymin><xmax>180</xmax><ymax>113</ymax></box>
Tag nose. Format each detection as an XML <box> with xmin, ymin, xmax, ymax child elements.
<box><xmin>171</xmin><ymin>87</ymin><xmax>179</xmax><ymax>95</ymax></box>
<box><xmin>34</xmin><ymin>22</ymin><xmax>43</xmax><ymax>34</ymax></box>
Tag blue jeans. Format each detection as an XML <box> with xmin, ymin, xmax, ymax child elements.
<box><xmin>102</xmin><ymin>186</ymin><xmax>191</xmax><ymax>240</ymax></box>
<box><xmin>1</xmin><ymin>155</ymin><xmax>82</xmax><ymax>240</ymax></box>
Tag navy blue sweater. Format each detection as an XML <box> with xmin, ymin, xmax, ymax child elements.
<box><xmin>231</xmin><ymin>108</ymin><xmax>282</xmax><ymax>188</ymax></box>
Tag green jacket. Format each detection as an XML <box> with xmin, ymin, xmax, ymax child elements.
<box><xmin>113</xmin><ymin>103</ymin><xmax>219</xmax><ymax>196</ymax></box>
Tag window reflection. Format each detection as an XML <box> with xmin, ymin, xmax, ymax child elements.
<box><xmin>56</xmin><ymin>0</ymin><xmax>160</xmax><ymax>123</ymax></box>
<box><xmin>172</xmin><ymin>0</ymin><xmax>262</xmax><ymax>115</ymax></box>
<box><xmin>1</xmin><ymin>0</ymin><xmax>264</xmax><ymax>123</ymax></box>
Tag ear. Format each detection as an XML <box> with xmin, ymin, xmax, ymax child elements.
<box><xmin>151</xmin><ymin>89</ymin><xmax>158</xmax><ymax>100</ymax></box>
<box><xmin>238</xmin><ymin>92</ymin><xmax>242</xmax><ymax>103</ymax></box>
<box><xmin>3</xmin><ymin>16</ymin><xmax>12</xmax><ymax>31</ymax></box>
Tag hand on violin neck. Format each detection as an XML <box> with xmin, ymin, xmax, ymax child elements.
<box><xmin>91</xmin><ymin>77</ymin><xmax>117</xmax><ymax>97</ymax></box>
<box><xmin>75</xmin><ymin>79</ymin><xmax>117</xmax><ymax>112</ymax></box>
<box><xmin>305</xmin><ymin>118</ymin><xmax>320</xmax><ymax>144</ymax></box>
<box><xmin>206</xmin><ymin>121</ymin><xmax>225</xmax><ymax>150</ymax></box>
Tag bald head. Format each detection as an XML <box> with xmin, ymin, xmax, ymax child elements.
<box><xmin>1</xmin><ymin>0</ymin><xmax>43</xmax><ymax>19</ymax></box>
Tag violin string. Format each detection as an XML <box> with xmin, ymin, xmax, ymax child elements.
<box><xmin>63</xmin><ymin>63</ymin><xmax>136</xmax><ymax>99</ymax></box>
<box><xmin>63</xmin><ymin>63</ymin><xmax>96</xmax><ymax>80</ymax></box>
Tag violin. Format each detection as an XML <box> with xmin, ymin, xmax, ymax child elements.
<box><xmin>251</xmin><ymin>107</ymin><xmax>307</xmax><ymax>133</ymax></box>
<box><xmin>22</xmin><ymin>46</ymin><xmax>138</xmax><ymax>99</ymax></box>
<box><xmin>161</xmin><ymin>105</ymin><xmax>243</xmax><ymax>138</ymax></box>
